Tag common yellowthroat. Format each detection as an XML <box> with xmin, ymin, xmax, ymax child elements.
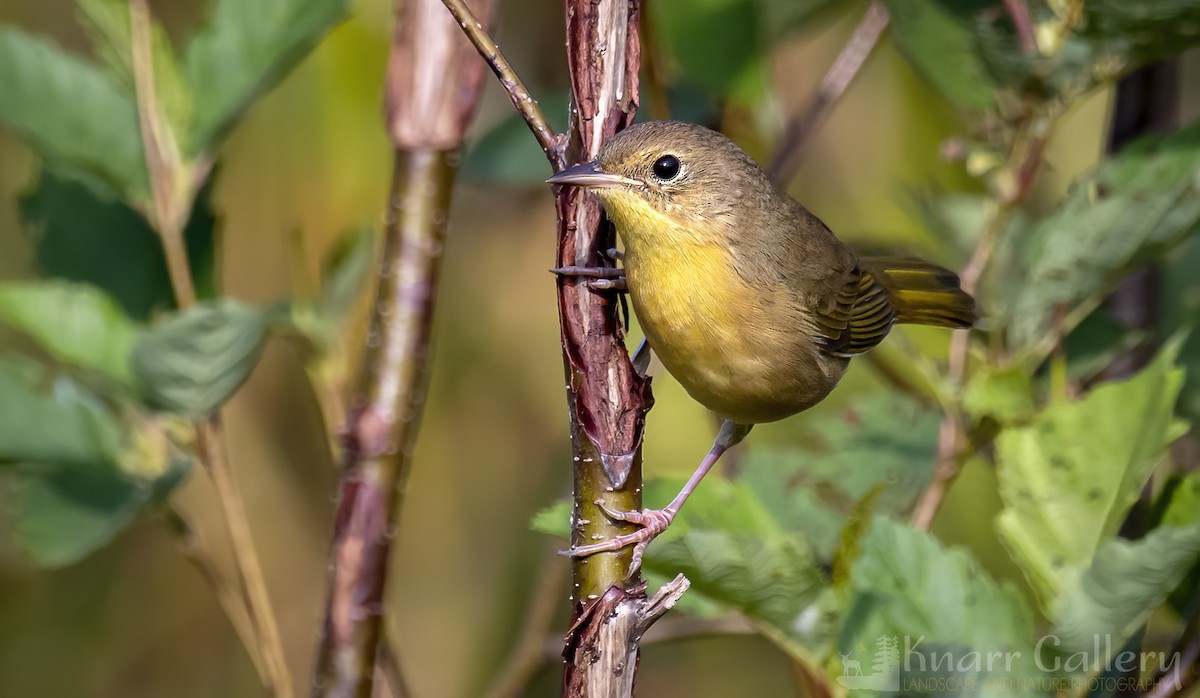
<box><xmin>547</xmin><ymin>121</ymin><xmax>974</xmax><ymax>568</ymax></box>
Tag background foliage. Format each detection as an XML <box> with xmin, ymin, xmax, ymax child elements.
<box><xmin>1</xmin><ymin>0</ymin><xmax>1199</xmax><ymax>696</ymax></box>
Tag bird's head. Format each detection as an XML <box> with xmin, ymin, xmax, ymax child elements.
<box><xmin>546</xmin><ymin>121</ymin><xmax>772</xmax><ymax>250</ymax></box>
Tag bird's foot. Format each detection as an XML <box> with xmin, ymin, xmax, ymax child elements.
<box><xmin>561</xmin><ymin>501</ymin><xmax>675</xmax><ymax>575</ymax></box>
<box><xmin>550</xmin><ymin>249</ymin><xmax>627</xmax><ymax>291</ymax></box>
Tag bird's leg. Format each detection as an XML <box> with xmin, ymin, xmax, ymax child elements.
<box><xmin>564</xmin><ymin>420</ymin><xmax>753</xmax><ymax>574</ymax></box>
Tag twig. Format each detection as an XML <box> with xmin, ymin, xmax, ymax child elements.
<box><xmin>483</xmin><ymin>549</ymin><xmax>571</xmax><ymax>698</ymax></box>
<box><xmin>438</xmin><ymin>0</ymin><xmax>560</xmax><ymax>161</ymax></box>
<box><xmin>161</xmin><ymin>506</ymin><xmax>265</xmax><ymax>679</ymax></box>
<box><xmin>768</xmin><ymin>1</ymin><xmax>889</xmax><ymax>184</ymax></box>
<box><xmin>911</xmin><ymin>128</ymin><xmax>1048</xmax><ymax>531</ymax></box>
<box><xmin>130</xmin><ymin>2</ymin><xmax>293</xmax><ymax>695</ymax></box>
<box><xmin>1003</xmin><ymin>0</ymin><xmax>1037</xmax><ymax>55</ymax></box>
<box><xmin>311</xmin><ymin>1</ymin><xmax>493</xmax><ymax>695</ymax></box>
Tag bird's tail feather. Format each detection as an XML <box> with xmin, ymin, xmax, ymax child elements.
<box><xmin>860</xmin><ymin>256</ymin><xmax>976</xmax><ymax>329</ymax></box>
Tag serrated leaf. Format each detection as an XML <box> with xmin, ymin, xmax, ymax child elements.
<box><xmin>12</xmin><ymin>458</ymin><xmax>188</xmax><ymax>567</ymax></box>
<box><xmin>1052</xmin><ymin>524</ymin><xmax>1200</xmax><ymax>660</ymax></box>
<box><xmin>1009</xmin><ymin>124</ymin><xmax>1200</xmax><ymax>352</ymax></box>
<box><xmin>879</xmin><ymin>0</ymin><xmax>1000</xmax><ymax>110</ymax></box>
<box><xmin>0</xmin><ymin>357</ymin><xmax>122</xmax><ymax>470</ymax></box>
<box><xmin>0</xmin><ymin>282</ymin><xmax>137</xmax><ymax>386</ymax></box>
<box><xmin>183</xmin><ymin>0</ymin><xmax>349</xmax><ymax>152</ymax></box>
<box><xmin>840</xmin><ymin>518</ymin><xmax>1040</xmax><ymax>697</ymax></box>
<box><xmin>21</xmin><ymin>171</ymin><xmax>216</xmax><ymax>320</ymax></box>
<box><xmin>132</xmin><ymin>299</ymin><xmax>268</xmax><ymax>415</ymax></box>
<box><xmin>0</xmin><ymin>26</ymin><xmax>147</xmax><ymax>200</ymax></box>
<box><xmin>995</xmin><ymin>341</ymin><xmax>1189</xmax><ymax>610</ymax></box>
<box><xmin>738</xmin><ymin>394</ymin><xmax>938</xmax><ymax>560</ymax></box>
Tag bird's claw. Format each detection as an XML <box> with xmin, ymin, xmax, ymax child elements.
<box><xmin>560</xmin><ymin>502</ymin><xmax>675</xmax><ymax>576</ymax></box>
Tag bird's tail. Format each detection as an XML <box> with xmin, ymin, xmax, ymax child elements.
<box><xmin>859</xmin><ymin>256</ymin><xmax>976</xmax><ymax>329</ymax></box>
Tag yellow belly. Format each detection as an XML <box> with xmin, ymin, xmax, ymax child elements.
<box><xmin>625</xmin><ymin>241</ymin><xmax>844</xmax><ymax>424</ymax></box>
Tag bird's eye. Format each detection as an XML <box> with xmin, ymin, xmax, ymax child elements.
<box><xmin>652</xmin><ymin>154</ymin><xmax>681</xmax><ymax>181</ymax></box>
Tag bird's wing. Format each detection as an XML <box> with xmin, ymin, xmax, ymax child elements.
<box><xmin>811</xmin><ymin>268</ymin><xmax>896</xmax><ymax>357</ymax></box>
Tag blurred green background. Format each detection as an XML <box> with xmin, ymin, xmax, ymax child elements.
<box><xmin>0</xmin><ymin>0</ymin><xmax>1198</xmax><ymax>696</ymax></box>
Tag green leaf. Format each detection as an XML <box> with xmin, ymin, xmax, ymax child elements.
<box><xmin>318</xmin><ymin>226</ymin><xmax>377</xmax><ymax>323</ymax></box>
<box><xmin>651</xmin><ymin>0</ymin><xmax>764</xmax><ymax>99</ymax></box>
<box><xmin>1163</xmin><ymin>473</ymin><xmax>1200</xmax><ymax>528</ymax></box>
<box><xmin>11</xmin><ymin>458</ymin><xmax>188</xmax><ymax>567</ymax></box>
<box><xmin>737</xmin><ymin>394</ymin><xmax>938</xmax><ymax>560</ymax></box>
<box><xmin>21</xmin><ymin>171</ymin><xmax>216</xmax><ymax>320</ymax></box>
<box><xmin>840</xmin><ymin>518</ymin><xmax>1040</xmax><ymax>696</ymax></box>
<box><xmin>1051</xmin><ymin>524</ymin><xmax>1200</xmax><ymax>660</ymax></box>
<box><xmin>462</xmin><ymin>93</ymin><xmax>569</xmax><ymax>186</ymax></box>
<box><xmin>962</xmin><ymin>364</ymin><xmax>1035</xmax><ymax>424</ymax></box>
<box><xmin>1009</xmin><ymin>124</ymin><xmax>1200</xmax><ymax>352</ymax></box>
<box><xmin>76</xmin><ymin>0</ymin><xmax>194</xmax><ymax>147</ymax></box>
<box><xmin>132</xmin><ymin>299</ymin><xmax>268</xmax><ymax>416</ymax></box>
<box><xmin>0</xmin><ymin>282</ymin><xmax>138</xmax><ymax>386</ymax></box>
<box><xmin>995</xmin><ymin>341</ymin><xmax>1189</xmax><ymax>609</ymax></box>
<box><xmin>183</xmin><ymin>0</ymin><xmax>349</xmax><ymax>152</ymax></box>
<box><xmin>0</xmin><ymin>26</ymin><xmax>147</xmax><ymax>199</ymax></box>
<box><xmin>0</xmin><ymin>357</ymin><xmax>122</xmax><ymax>470</ymax></box>
<box><xmin>879</xmin><ymin>0</ymin><xmax>1000</xmax><ymax>110</ymax></box>
<box><xmin>1075</xmin><ymin>2</ymin><xmax>1200</xmax><ymax>78</ymax></box>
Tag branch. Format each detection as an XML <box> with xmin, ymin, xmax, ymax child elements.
<box><xmin>130</xmin><ymin>2</ymin><xmax>292</xmax><ymax>695</ymax></box>
<box><xmin>311</xmin><ymin>1</ymin><xmax>494</xmax><ymax>695</ymax></box>
<box><xmin>768</xmin><ymin>1</ymin><xmax>889</xmax><ymax>184</ymax></box>
<box><xmin>1003</xmin><ymin>0</ymin><xmax>1037</xmax><ymax>55</ymax></box>
<box><xmin>438</xmin><ymin>0</ymin><xmax>561</xmax><ymax>161</ymax></box>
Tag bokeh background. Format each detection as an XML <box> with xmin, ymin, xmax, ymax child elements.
<box><xmin>0</xmin><ymin>0</ymin><xmax>1198</xmax><ymax>696</ymax></box>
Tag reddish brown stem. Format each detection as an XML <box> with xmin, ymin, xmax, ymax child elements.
<box><xmin>1003</xmin><ymin>0</ymin><xmax>1037</xmax><ymax>55</ymax></box>
<box><xmin>312</xmin><ymin>1</ymin><xmax>493</xmax><ymax>695</ymax></box>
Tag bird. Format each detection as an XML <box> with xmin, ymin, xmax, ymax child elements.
<box><xmin>546</xmin><ymin>121</ymin><xmax>975</xmax><ymax>571</ymax></box>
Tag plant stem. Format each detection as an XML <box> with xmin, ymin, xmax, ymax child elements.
<box><xmin>483</xmin><ymin>549</ymin><xmax>571</xmax><ymax>698</ymax></box>
<box><xmin>911</xmin><ymin>126</ymin><xmax>1049</xmax><ymax>531</ymax></box>
<box><xmin>312</xmin><ymin>2</ymin><xmax>494</xmax><ymax>694</ymax></box>
<box><xmin>130</xmin><ymin>2</ymin><xmax>292</xmax><ymax>694</ymax></box>
<box><xmin>768</xmin><ymin>1</ymin><xmax>889</xmax><ymax>184</ymax></box>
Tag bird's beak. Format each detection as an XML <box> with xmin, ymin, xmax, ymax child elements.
<box><xmin>546</xmin><ymin>161</ymin><xmax>640</xmax><ymax>189</ymax></box>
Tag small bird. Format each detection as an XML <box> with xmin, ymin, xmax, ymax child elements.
<box><xmin>547</xmin><ymin>121</ymin><xmax>974</xmax><ymax>570</ymax></box>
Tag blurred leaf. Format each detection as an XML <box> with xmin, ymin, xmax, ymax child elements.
<box><xmin>0</xmin><ymin>26</ymin><xmax>146</xmax><ymax>200</ymax></box>
<box><xmin>0</xmin><ymin>357</ymin><xmax>122</xmax><ymax>470</ymax></box>
<box><xmin>758</xmin><ymin>0</ymin><xmax>838</xmax><ymax>42</ymax></box>
<box><xmin>995</xmin><ymin>341</ymin><xmax>1189</xmax><ymax>609</ymax></box>
<box><xmin>12</xmin><ymin>459</ymin><xmax>188</xmax><ymax>567</ymax></box>
<box><xmin>880</xmin><ymin>0</ymin><xmax>1000</xmax><ymax>110</ymax></box>
<box><xmin>318</xmin><ymin>226</ymin><xmax>377</xmax><ymax>323</ymax></box>
<box><xmin>1075</xmin><ymin>2</ymin><xmax>1200</xmax><ymax>79</ymax></box>
<box><xmin>462</xmin><ymin>92</ymin><xmax>569</xmax><ymax>186</ymax></box>
<box><xmin>737</xmin><ymin>394</ymin><xmax>938</xmax><ymax>560</ymax></box>
<box><xmin>76</xmin><ymin>0</ymin><xmax>194</xmax><ymax>147</ymax></box>
<box><xmin>1163</xmin><ymin>473</ymin><xmax>1200</xmax><ymax>528</ymax></box>
<box><xmin>841</xmin><ymin>518</ymin><xmax>1039</xmax><ymax>695</ymax></box>
<box><xmin>1052</xmin><ymin>524</ymin><xmax>1200</xmax><ymax>658</ymax></box>
<box><xmin>20</xmin><ymin>171</ymin><xmax>216</xmax><ymax>320</ymax></box>
<box><xmin>132</xmin><ymin>299</ymin><xmax>267</xmax><ymax>416</ymax></box>
<box><xmin>0</xmin><ymin>282</ymin><xmax>138</xmax><ymax>387</ymax></box>
<box><xmin>962</xmin><ymin>364</ymin><xmax>1035</xmax><ymax>424</ymax></box>
<box><xmin>183</xmin><ymin>0</ymin><xmax>349</xmax><ymax>152</ymax></box>
<box><xmin>651</xmin><ymin>0</ymin><xmax>764</xmax><ymax>98</ymax></box>
<box><xmin>1009</xmin><ymin>124</ymin><xmax>1200</xmax><ymax>353</ymax></box>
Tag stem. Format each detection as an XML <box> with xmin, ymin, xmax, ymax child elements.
<box><xmin>1003</xmin><ymin>0</ymin><xmax>1037</xmax><ymax>55</ymax></box>
<box><xmin>130</xmin><ymin>2</ymin><xmax>292</xmax><ymax>695</ymax></box>
<box><xmin>439</xmin><ymin>0</ymin><xmax>560</xmax><ymax>160</ymax></box>
<box><xmin>767</xmin><ymin>1</ymin><xmax>889</xmax><ymax>184</ymax></box>
<box><xmin>313</xmin><ymin>3</ymin><xmax>494</xmax><ymax>692</ymax></box>
<box><xmin>911</xmin><ymin>128</ymin><xmax>1048</xmax><ymax>531</ymax></box>
<box><xmin>483</xmin><ymin>549</ymin><xmax>571</xmax><ymax>698</ymax></box>
<box><xmin>161</xmin><ymin>506</ymin><xmax>265</xmax><ymax>679</ymax></box>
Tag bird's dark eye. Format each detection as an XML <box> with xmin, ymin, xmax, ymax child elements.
<box><xmin>653</xmin><ymin>154</ymin><xmax>681</xmax><ymax>180</ymax></box>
